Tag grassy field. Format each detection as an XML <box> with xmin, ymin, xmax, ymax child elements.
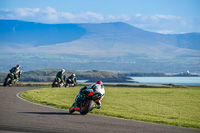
<box><xmin>20</xmin><ymin>85</ymin><xmax>200</xmax><ymax>129</ymax></box>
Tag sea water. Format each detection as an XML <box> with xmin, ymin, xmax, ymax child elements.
<box><xmin>129</xmin><ymin>77</ymin><xmax>200</xmax><ymax>85</ymax></box>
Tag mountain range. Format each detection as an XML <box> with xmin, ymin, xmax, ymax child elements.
<box><xmin>0</xmin><ymin>20</ymin><xmax>200</xmax><ymax>73</ymax></box>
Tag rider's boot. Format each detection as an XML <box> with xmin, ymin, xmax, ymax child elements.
<box><xmin>95</xmin><ymin>101</ymin><xmax>101</xmax><ymax>109</ymax></box>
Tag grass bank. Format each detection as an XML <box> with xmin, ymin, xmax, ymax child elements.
<box><xmin>20</xmin><ymin>85</ymin><xmax>200</xmax><ymax>129</ymax></box>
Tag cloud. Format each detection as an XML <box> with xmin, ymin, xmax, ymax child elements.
<box><xmin>129</xmin><ymin>14</ymin><xmax>200</xmax><ymax>34</ymax></box>
<box><xmin>154</xmin><ymin>30</ymin><xmax>174</xmax><ymax>34</ymax></box>
<box><xmin>43</xmin><ymin>7</ymin><xmax>58</xmax><ymax>22</ymax></box>
<box><xmin>0</xmin><ymin>7</ymin><xmax>199</xmax><ymax>34</ymax></box>
<box><xmin>80</xmin><ymin>12</ymin><xmax>104</xmax><ymax>21</ymax></box>
<box><xmin>60</xmin><ymin>12</ymin><xmax>75</xmax><ymax>19</ymax></box>
<box><xmin>14</xmin><ymin>8</ymin><xmax>40</xmax><ymax>17</ymax></box>
<box><xmin>150</xmin><ymin>14</ymin><xmax>180</xmax><ymax>21</ymax></box>
<box><xmin>46</xmin><ymin>7</ymin><xmax>56</xmax><ymax>14</ymax></box>
<box><xmin>135</xmin><ymin>14</ymin><xmax>142</xmax><ymax>17</ymax></box>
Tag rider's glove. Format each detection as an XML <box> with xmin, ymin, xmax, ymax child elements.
<box><xmin>96</xmin><ymin>101</ymin><xmax>101</xmax><ymax>109</ymax></box>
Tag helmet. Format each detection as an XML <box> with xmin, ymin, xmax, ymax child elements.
<box><xmin>16</xmin><ymin>64</ymin><xmax>20</xmax><ymax>69</ymax></box>
<box><xmin>96</xmin><ymin>80</ymin><xmax>103</xmax><ymax>85</ymax></box>
<box><xmin>61</xmin><ymin>69</ymin><xmax>65</xmax><ymax>73</ymax></box>
<box><xmin>72</xmin><ymin>73</ymin><xmax>76</xmax><ymax>77</ymax></box>
<box><xmin>94</xmin><ymin>80</ymin><xmax>104</xmax><ymax>90</ymax></box>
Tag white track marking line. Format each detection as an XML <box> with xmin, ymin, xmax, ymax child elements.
<box><xmin>16</xmin><ymin>92</ymin><xmax>66</xmax><ymax>111</ymax></box>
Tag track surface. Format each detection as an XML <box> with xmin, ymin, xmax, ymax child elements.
<box><xmin>0</xmin><ymin>87</ymin><xmax>199</xmax><ymax>133</ymax></box>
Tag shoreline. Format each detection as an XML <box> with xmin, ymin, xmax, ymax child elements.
<box><xmin>1</xmin><ymin>82</ymin><xmax>200</xmax><ymax>88</ymax></box>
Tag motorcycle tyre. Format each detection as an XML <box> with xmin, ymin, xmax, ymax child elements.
<box><xmin>69</xmin><ymin>104</ymin><xmax>75</xmax><ymax>114</ymax></box>
<box><xmin>4</xmin><ymin>78</ymin><xmax>11</xmax><ymax>87</ymax></box>
<box><xmin>52</xmin><ymin>82</ymin><xmax>60</xmax><ymax>88</ymax></box>
<box><xmin>80</xmin><ymin>100</ymin><xmax>95</xmax><ymax>115</ymax></box>
<box><xmin>52</xmin><ymin>83</ymin><xmax>55</xmax><ymax>88</ymax></box>
<box><xmin>65</xmin><ymin>83</ymin><xmax>68</xmax><ymax>88</ymax></box>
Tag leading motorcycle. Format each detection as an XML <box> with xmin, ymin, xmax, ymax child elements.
<box><xmin>69</xmin><ymin>89</ymin><xmax>102</xmax><ymax>115</ymax></box>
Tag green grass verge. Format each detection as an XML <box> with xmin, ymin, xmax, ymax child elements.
<box><xmin>20</xmin><ymin>85</ymin><xmax>200</xmax><ymax>129</ymax></box>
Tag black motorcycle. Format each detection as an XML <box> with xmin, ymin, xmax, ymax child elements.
<box><xmin>52</xmin><ymin>77</ymin><xmax>64</xmax><ymax>87</ymax></box>
<box><xmin>65</xmin><ymin>79</ymin><xmax>76</xmax><ymax>87</ymax></box>
<box><xmin>4</xmin><ymin>73</ymin><xmax>17</xmax><ymax>87</ymax></box>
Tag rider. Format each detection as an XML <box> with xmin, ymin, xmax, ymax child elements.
<box><xmin>56</xmin><ymin>69</ymin><xmax>66</xmax><ymax>84</ymax></box>
<box><xmin>74</xmin><ymin>80</ymin><xmax>105</xmax><ymax>109</ymax></box>
<box><xmin>67</xmin><ymin>73</ymin><xmax>77</xmax><ymax>84</ymax></box>
<box><xmin>9</xmin><ymin>64</ymin><xmax>22</xmax><ymax>83</ymax></box>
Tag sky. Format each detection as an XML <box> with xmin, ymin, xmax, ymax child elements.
<box><xmin>0</xmin><ymin>0</ymin><xmax>200</xmax><ymax>34</ymax></box>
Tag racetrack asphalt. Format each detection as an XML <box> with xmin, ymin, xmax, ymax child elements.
<box><xmin>0</xmin><ymin>86</ymin><xmax>199</xmax><ymax>133</ymax></box>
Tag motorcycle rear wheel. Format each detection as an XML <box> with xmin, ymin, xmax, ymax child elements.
<box><xmin>4</xmin><ymin>78</ymin><xmax>11</xmax><ymax>87</ymax></box>
<box><xmin>52</xmin><ymin>83</ymin><xmax>55</xmax><ymax>88</ymax></box>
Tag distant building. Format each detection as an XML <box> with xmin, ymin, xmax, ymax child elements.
<box><xmin>187</xmin><ymin>70</ymin><xmax>190</xmax><ymax>74</ymax></box>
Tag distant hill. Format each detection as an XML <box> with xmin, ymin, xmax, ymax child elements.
<box><xmin>0</xmin><ymin>20</ymin><xmax>200</xmax><ymax>72</ymax></box>
<box><xmin>1</xmin><ymin>20</ymin><xmax>200</xmax><ymax>52</ymax></box>
<box><xmin>0</xmin><ymin>20</ymin><xmax>86</xmax><ymax>46</ymax></box>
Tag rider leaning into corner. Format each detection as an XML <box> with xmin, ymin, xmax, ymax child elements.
<box><xmin>74</xmin><ymin>80</ymin><xmax>105</xmax><ymax>109</ymax></box>
<box><xmin>9</xmin><ymin>64</ymin><xmax>22</xmax><ymax>83</ymax></box>
<box><xmin>56</xmin><ymin>69</ymin><xmax>66</xmax><ymax>84</ymax></box>
<box><xmin>67</xmin><ymin>73</ymin><xmax>77</xmax><ymax>84</ymax></box>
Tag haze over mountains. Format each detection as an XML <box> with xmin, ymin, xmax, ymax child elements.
<box><xmin>0</xmin><ymin>20</ymin><xmax>200</xmax><ymax>73</ymax></box>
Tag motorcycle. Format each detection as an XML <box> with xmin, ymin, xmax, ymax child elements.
<box><xmin>65</xmin><ymin>79</ymin><xmax>76</xmax><ymax>87</ymax></box>
<box><xmin>3</xmin><ymin>73</ymin><xmax>17</xmax><ymax>87</ymax></box>
<box><xmin>69</xmin><ymin>89</ymin><xmax>102</xmax><ymax>115</ymax></box>
<box><xmin>52</xmin><ymin>77</ymin><xmax>64</xmax><ymax>87</ymax></box>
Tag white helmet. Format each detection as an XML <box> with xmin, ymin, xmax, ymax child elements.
<box><xmin>73</xmin><ymin>73</ymin><xmax>76</xmax><ymax>77</ymax></box>
<box><xmin>61</xmin><ymin>69</ymin><xmax>65</xmax><ymax>73</ymax></box>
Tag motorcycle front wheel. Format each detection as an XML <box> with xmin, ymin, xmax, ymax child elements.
<box><xmin>80</xmin><ymin>100</ymin><xmax>95</xmax><ymax>115</ymax></box>
<box><xmin>69</xmin><ymin>103</ymin><xmax>75</xmax><ymax>114</ymax></box>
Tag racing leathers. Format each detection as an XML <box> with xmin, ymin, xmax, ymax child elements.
<box><xmin>56</xmin><ymin>71</ymin><xmax>66</xmax><ymax>84</ymax></box>
<box><xmin>9</xmin><ymin>66</ymin><xmax>22</xmax><ymax>82</ymax></box>
<box><xmin>67</xmin><ymin>74</ymin><xmax>77</xmax><ymax>84</ymax></box>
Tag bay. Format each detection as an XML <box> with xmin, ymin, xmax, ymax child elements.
<box><xmin>129</xmin><ymin>77</ymin><xmax>200</xmax><ymax>85</ymax></box>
